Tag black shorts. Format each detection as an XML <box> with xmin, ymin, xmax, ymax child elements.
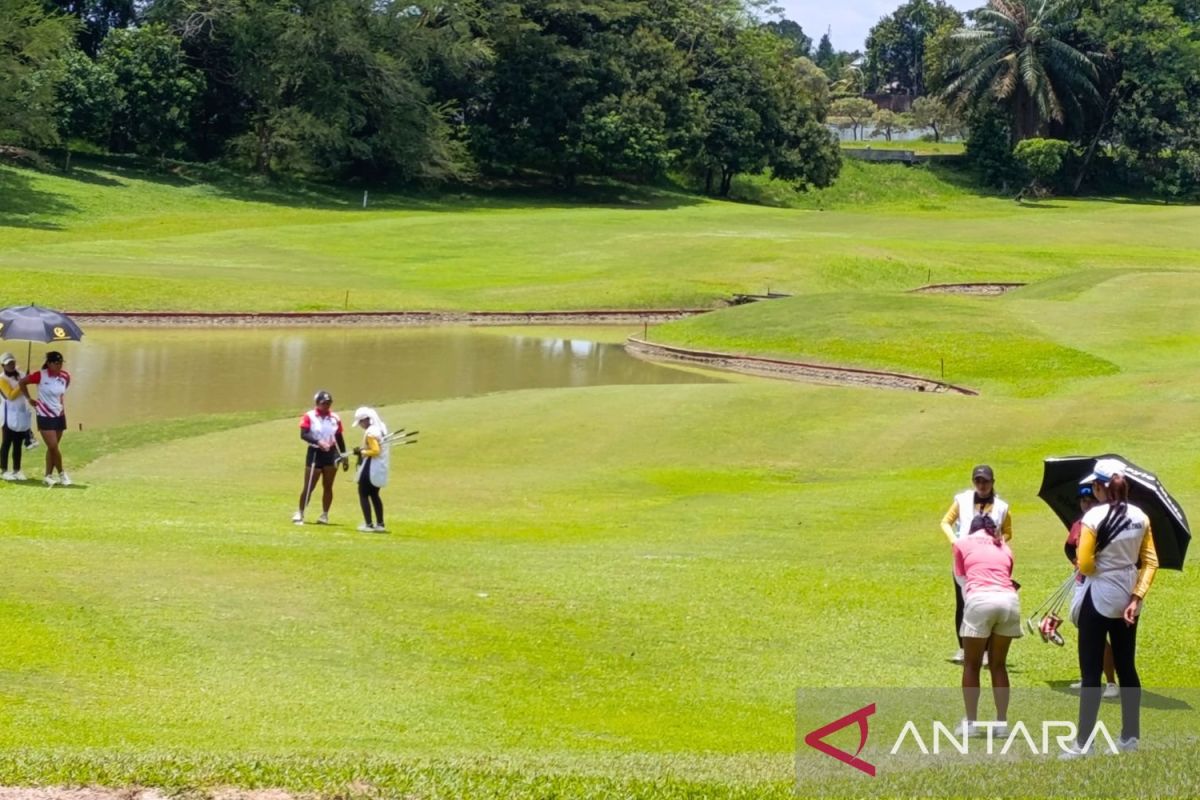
<box><xmin>305</xmin><ymin>448</ymin><xmax>340</xmax><ymax>469</ymax></box>
<box><xmin>37</xmin><ymin>415</ymin><xmax>66</xmax><ymax>432</ymax></box>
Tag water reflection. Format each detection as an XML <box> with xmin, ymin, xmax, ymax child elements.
<box><xmin>40</xmin><ymin>328</ymin><xmax>720</xmax><ymax>429</ymax></box>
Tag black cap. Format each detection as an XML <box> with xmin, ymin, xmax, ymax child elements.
<box><xmin>313</xmin><ymin>390</ymin><xmax>333</xmax><ymax>405</ymax></box>
<box><xmin>972</xmin><ymin>465</ymin><xmax>994</xmax><ymax>482</ymax></box>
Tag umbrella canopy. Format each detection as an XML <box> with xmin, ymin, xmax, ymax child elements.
<box><xmin>0</xmin><ymin>305</ymin><xmax>85</xmax><ymax>345</ymax></box>
<box><xmin>1039</xmin><ymin>454</ymin><xmax>1190</xmax><ymax>570</ymax></box>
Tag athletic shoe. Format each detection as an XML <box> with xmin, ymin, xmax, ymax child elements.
<box><xmin>990</xmin><ymin>723</ymin><xmax>1009</xmax><ymax>740</ymax></box>
<box><xmin>356</xmin><ymin>523</ymin><xmax>375</xmax><ymax>532</ymax></box>
<box><xmin>1104</xmin><ymin>683</ymin><xmax>1120</xmax><ymax>699</ymax></box>
<box><xmin>292</xmin><ymin>511</ymin><xmax>304</xmax><ymax>525</ymax></box>
<box><xmin>43</xmin><ymin>475</ymin><xmax>57</xmax><ymax>487</ymax></box>
<box><xmin>59</xmin><ymin>473</ymin><xmax>72</xmax><ymax>486</ymax></box>
<box><xmin>1070</xmin><ymin>680</ymin><xmax>1083</xmax><ymax>690</ymax></box>
<box><xmin>951</xmin><ymin>648</ymin><xmax>965</xmax><ymax>664</ymax></box>
<box><xmin>24</xmin><ymin>439</ymin><xmax>39</xmax><ymax>450</ymax></box>
<box><xmin>982</xmin><ymin>652</ymin><xmax>989</xmax><ymax>668</ymax></box>
<box><xmin>316</xmin><ymin>512</ymin><xmax>329</xmax><ymax>525</ymax></box>
<box><xmin>13</xmin><ymin>471</ymin><xmax>25</xmax><ymax>481</ymax></box>
<box><xmin>1</xmin><ymin>471</ymin><xmax>13</xmax><ymax>481</ymax></box>
<box><xmin>954</xmin><ymin>719</ymin><xmax>978</xmax><ymax>738</ymax></box>
<box><xmin>1116</xmin><ymin>736</ymin><xmax>1138</xmax><ymax>753</ymax></box>
<box><xmin>1059</xmin><ymin>742</ymin><xmax>1092</xmax><ymax>760</ymax></box>
<box><xmin>372</xmin><ymin>524</ymin><xmax>387</xmax><ymax>533</ymax></box>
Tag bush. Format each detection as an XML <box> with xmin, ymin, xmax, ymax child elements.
<box><xmin>1013</xmin><ymin>138</ymin><xmax>1071</xmax><ymax>196</ymax></box>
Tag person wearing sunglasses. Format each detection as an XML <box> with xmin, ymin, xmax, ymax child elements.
<box><xmin>940</xmin><ymin>465</ymin><xmax>1013</xmax><ymax>664</ymax></box>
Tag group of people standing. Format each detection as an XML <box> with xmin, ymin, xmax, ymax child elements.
<box><xmin>0</xmin><ymin>350</ymin><xmax>71</xmax><ymax>486</ymax></box>
<box><xmin>940</xmin><ymin>461</ymin><xmax>1158</xmax><ymax>756</ymax></box>
<box><xmin>291</xmin><ymin>390</ymin><xmax>392</xmax><ymax>533</ymax></box>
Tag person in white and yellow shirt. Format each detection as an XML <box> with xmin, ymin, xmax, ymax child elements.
<box><xmin>940</xmin><ymin>464</ymin><xmax>1013</xmax><ymax>664</ymax></box>
<box><xmin>1</xmin><ymin>352</ymin><xmax>37</xmax><ymax>481</ymax></box>
<box><xmin>352</xmin><ymin>406</ymin><xmax>390</xmax><ymax>533</ymax></box>
<box><xmin>1062</xmin><ymin>459</ymin><xmax>1157</xmax><ymax>756</ymax></box>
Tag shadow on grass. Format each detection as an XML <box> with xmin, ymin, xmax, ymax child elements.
<box><xmin>1043</xmin><ymin>681</ymin><xmax>1195</xmax><ymax>711</ymax></box>
<box><xmin>56</xmin><ymin>152</ymin><xmax>708</xmax><ymax>213</ymax></box>
<box><xmin>0</xmin><ymin>165</ymin><xmax>74</xmax><ymax>229</ymax></box>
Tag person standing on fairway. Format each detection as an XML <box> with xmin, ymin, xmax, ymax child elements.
<box><xmin>1065</xmin><ymin>484</ymin><xmax>1119</xmax><ymax>698</ymax></box>
<box><xmin>953</xmin><ymin>514</ymin><xmax>1021</xmax><ymax>737</ymax></box>
<box><xmin>1062</xmin><ymin>459</ymin><xmax>1157</xmax><ymax>756</ymax></box>
<box><xmin>941</xmin><ymin>465</ymin><xmax>1012</xmax><ymax>663</ymax></box>
<box><xmin>1</xmin><ymin>352</ymin><xmax>37</xmax><ymax>481</ymax></box>
<box><xmin>18</xmin><ymin>351</ymin><xmax>71</xmax><ymax>487</ymax></box>
<box><xmin>293</xmin><ymin>390</ymin><xmax>347</xmax><ymax>525</ymax></box>
<box><xmin>351</xmin><ymin>406</ymin><xmax>390</xmax><ymax>532</ymax></box>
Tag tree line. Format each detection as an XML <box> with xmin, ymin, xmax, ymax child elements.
<box><xmin>0</xmin><ymin>0</ymin><xmax>842</xmax><ymax>195</ymax></box>
<box><xmin>836</xmin><ymin>0</ymin><xmax>1200</xmax><ymax>198</ymax></box>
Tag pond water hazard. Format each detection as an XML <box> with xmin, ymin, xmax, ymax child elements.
<box><xmin>40</xmin><ymin>327</ymin><xmax>722</xmax><ymax>430</ymax></box>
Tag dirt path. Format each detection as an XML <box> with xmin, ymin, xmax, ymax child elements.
<box><xmin>624</xmin><ymin>337</ymin><xmax>977</xmax><ymax>395</ymax></box>
<box><xmin>910</xmin><ymin>282</ymin><xmax>1025</xmax><ymax>296</ymax></box>
<box><xmin>69</xmin><ymin>310</ymin><xmax>707</xmax><ymax>327</ymax></box>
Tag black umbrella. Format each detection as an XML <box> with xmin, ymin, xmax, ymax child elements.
<box><xmin>0</xmin><ymin>305</ymin><xmax>85</xmax><ymax>344</ymax></box>
<box><xmin>1039</xmin><ymin>454</ymin><xmax>1190</xmax><ymax>570</ymax></box>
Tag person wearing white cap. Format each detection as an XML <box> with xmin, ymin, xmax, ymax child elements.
<box><xmin>1061</xmin><ymin>458</ymin><xmax>1158</xmax><ymax>757</ymax></box>
<box><xmin>0</xmin><ymin>352</ymin><xmax>37</xmax><ymax>481</ymax></box>
<box><xmin>351</xmin><ymin>406</ymin><xmax>390</xmax><ymax>533</ymax></box>
<box><xmin>940</xmin><ymin>464</ymin><xmax>1013</xmax><ymax>664</ymax></box>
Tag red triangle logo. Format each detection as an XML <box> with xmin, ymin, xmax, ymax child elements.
<box><xmin>803</xmin><ymin>703</ymin><xmax>876</xmax><ymax>777</ymax></box>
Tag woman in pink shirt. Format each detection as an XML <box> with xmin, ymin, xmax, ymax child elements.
<box><xmin>953</xmin><ymin>514</ymin><xmax>1023</xmax><ymax>736</ymax></box>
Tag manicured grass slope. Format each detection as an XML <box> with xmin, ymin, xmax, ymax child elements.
<box><xmin>1</xmin><ymin>374</ymin><xmax>1198</xmax><ymax>796</ymax></box>
<box><xmin>3</xmin><ymin>158</ymin><xmax>1200</xmax><ymax>797</ymax></box>
<box><xmin>3</xmin><ymin>159</ymin><xmax>1200</xmax><ymax>311</ymax></box>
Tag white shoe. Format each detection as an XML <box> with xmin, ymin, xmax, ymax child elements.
<box><xmin>990</xmin><ymin>723</ymin><xmax>1009</xmax><ymax>740</ymax></box>
<box><xmin>954</xmin><ymin>719</ymin><xmax>978</xmax><ymax>738</ymax></box>
<box><xmin>13</xmin><ymin>471</ymin><xmax>25</xmax><ymax>481</ymax></box>
<box><xmin>25</xmin><ymin>439</ymin><xmax>39</xmax><ymax>450</ymax></box>
<box><xmin>373</xmin><ymin>524</ymin><xmax>387</xmax><ymax>533</ymax></box>
<box><xmin>1104</xmin><ymin>682</ymin><xmax>1120</xmax><ymax>699</ymax></box>
<box><xmin>43</xmin><ymin>474</ymin><xmax>57</xmax><ymax>487</ymax></box>
<box><xmin>1070</xmin><ymin>680</ymin><xmax>1083</xmax><ymax>690</ymax></box>
<box><xmin>316</xmin><ymin>512</ymin><xmax>329</xmax><ymax>525</ymax></box>
<box><xmin>292</xmin><ymin>511</ymin><xmax>304</xmax><ymax>525</ymax></box>
<box><xmin>59</xmin><ymin>473</ymin><xmax>72</xmax><ymax>486</ymax></box>
<box><xmin>1059</xmin><ymin>742</ymin><xmax>1092</xmax><ymax>760</ymax></box>
<box><xmin>951</xmin><ymin>648</ymin><xmax>965</xmax><ymax>664</ymax></box>
<box><xmin>1116</xmin><ymin>736</ymin><xmax>1138</xmax><ymax>752</ymax></box>
<box><xmin>356</xmin><ymin>523</ymin><xmax>375</xmax><ymax>532</ymax></box>
<box><xmin>982</xmin><ymin>652</ymin><xmax>990</xmax><ymax>667</ymax></box>
<box><xmin>1</xmin><ymin>471</ymin><xmax>13</xmax><ymax>481</ymax></box>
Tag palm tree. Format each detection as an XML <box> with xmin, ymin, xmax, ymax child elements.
<box><xmin>941</xmin><ymin>0</ymin><xmax>1102</xmax><ymax>142</ymax></box>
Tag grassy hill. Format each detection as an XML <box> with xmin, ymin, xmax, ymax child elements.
<box><xmin>3</xmin><ymin>157</ymin><xmax>1197</xmax><ymax>312</ymax></box>
<box><xmin>2</xmin><ymin>157</ymin><xmax>1199</xmax><ymax>798</ymax></box>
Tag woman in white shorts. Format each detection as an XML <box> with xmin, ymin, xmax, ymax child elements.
<box><xmin>953</xmin><ymin>514</ymin><xmax>1022</xmax><ymax>735</ymax></box>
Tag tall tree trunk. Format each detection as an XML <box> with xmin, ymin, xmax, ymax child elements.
<box><xmin>1072</xmin><ymin>88</ymin><xmax>1122</xmax><ymax>195</ymax></box>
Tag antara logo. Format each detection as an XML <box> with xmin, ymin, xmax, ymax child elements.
<box><xmin>803</xmin><ymin>703</ymin><xmax>877</xmax><ymax>777</ymax></box>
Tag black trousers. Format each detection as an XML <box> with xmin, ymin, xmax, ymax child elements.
<box><xmin>358</xmin><ymin>467</ymin><xmax>383</xmax><ymax>526</ymax></box>
<box><xmin>953</xmin><ymin>575</ymin><xmax>965</xmax><ymax>647</ymax></box>
<box><xmin>1</xmin><ymin>425</ymin><xmax>24</xmax><ymax>472</ymax></box>
<box><xmin>1077</xmin><ymin>589</ymin><xmax>1141</xmax><ymax>742</ymax></box>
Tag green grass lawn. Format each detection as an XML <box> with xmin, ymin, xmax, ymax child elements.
<box><xmin>2</xmin><ymin>157</ymin><xmax>1199</xmax><ymax>798</ymax></box>
<box><xmin>2</xmin><ymin>157</ymin><xmax>1196</xmax><ymax>312</ymax></box>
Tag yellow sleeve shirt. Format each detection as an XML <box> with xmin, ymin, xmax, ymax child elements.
<box><xmin>1077</xmin><ymin>524</ymin><xmax>1159</xmax><ymax>599</ymax></box>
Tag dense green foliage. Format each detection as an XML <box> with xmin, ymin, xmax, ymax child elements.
<box><xmin>0</xmin><ymin>0</ymin><xmax>842</xmax><ymax>194</ymax></box>
<box><xmin>863</xmin><ymin>0</ymin><xmax>962</xmax><ymax>96</ymax></box>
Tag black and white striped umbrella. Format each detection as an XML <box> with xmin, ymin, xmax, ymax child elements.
<box><xmin>1039</xmin><ymin>454</ymin><xmax>1190</xmax><ymax>570</ymax></box>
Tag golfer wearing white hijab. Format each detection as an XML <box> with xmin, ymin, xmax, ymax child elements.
<box><xmin>352</xmin><ymin>406</ymin><xmax>390</xmax><ymax>532</ymax></box>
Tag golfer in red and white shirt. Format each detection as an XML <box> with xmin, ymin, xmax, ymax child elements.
<box><xmin>18</xmin><ymin>350</ymin><xmax>72</xmax><ymax>486</ymax></box>
<box><xmin>292</xmin><ymin>390</ymin><xmax>348</xmax><ymax>525</ymax></box>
